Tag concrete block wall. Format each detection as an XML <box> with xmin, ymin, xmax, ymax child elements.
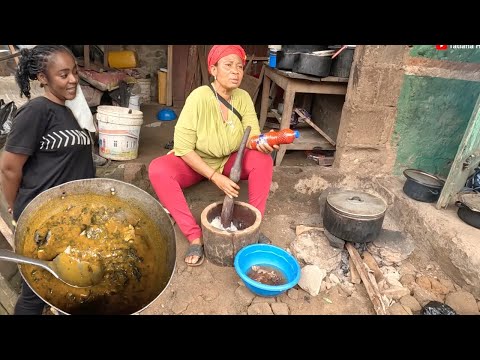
<box><xmin>123</xmin><ymin>45</ymin><xmax>168</xmax><ymax>103</ymax></box>
<box><xmin>334</xmin><ymin>45</ymin><xmax>410</xmax><ymax>176</ymax></box>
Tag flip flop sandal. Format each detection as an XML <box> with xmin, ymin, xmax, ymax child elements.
<box><xmin>184</xmin><ymin>244</ymin><xmax>205</xmax><ymax>267</ymax></box>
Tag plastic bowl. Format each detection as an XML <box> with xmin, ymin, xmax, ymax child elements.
<box><xmin>234</xmin><ymin>244</ymin><xmax>301</xmax><ymax>297</ymax></box>
<box><xmin>157</xmin><ymin>108</ymin><xmax>177</xmax><ymax>121</ymax></box>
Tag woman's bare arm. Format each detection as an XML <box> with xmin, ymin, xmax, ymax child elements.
<box><xmin>0</xmin><ymin>151</ymin><xmax>29</xmax><ymax>211</ymax></box>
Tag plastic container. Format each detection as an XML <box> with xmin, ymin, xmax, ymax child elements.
<box><xmin>128</xmin><ymin>95</ymin><xmax>141</xmax><ymax>110</ymax></box>
<box><xmin>107</xmin><ymin>50</ymin><xmax>138</xmax><ymax>69</ymax></box>
<box><xmin>136</xmin><ymin>78</ymin><xmax>151</xmax><ymax>104</ymax></box>
<box><xmin>268</xmin><ymin>50</ymin><xmax>277</xmax><ymax>68</ymax></box>
<box><xmin>268</xmin><ymin>45</ymin><xmax>282</xmax><ymax>51</ymax></box>
<box><xmin>96</xmin><ymin>105</ymin><xmax>143</xmax><ymax>161</ymax></box>
<box><xmin>234</xmin><ymin>244</ymin><xmax>301</xmax><ymax>297</ymax></box>
<box><xmin>249</xmin><ymin>128</ymin><xmax>300</xmax><ymax>150</ymax></box>
<box><xmin>157</xmin><ymin>108</ymin><xmax>177</xmax><ymax>121</ymax></box>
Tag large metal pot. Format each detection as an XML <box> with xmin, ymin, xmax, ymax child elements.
<box><xmin>292</xmin><ymin>51</ymin><xmax>334</xmax><ymax>77</ymax></box>
<box><xmin>323</xmin><ymin>190</ymin><xmax>387</xmax><ymax>243</ymax></box>
<box><xmin>14</xmin><ymin>178</ymin><xmax>176</xmax><ymax>315</ymax></box>
<box><xmin>276</xmin><ymin>51</ymin><xmax>299</xmax><ymax>71</ymax></box>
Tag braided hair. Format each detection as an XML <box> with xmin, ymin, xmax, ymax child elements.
<box><xmin>15</xmin><ymin>45</ymin><xmax>75</xmax><ymax>99</ymax></box>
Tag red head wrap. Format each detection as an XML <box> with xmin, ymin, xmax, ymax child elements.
<box><xmin>207</xmin><ymin>45</ymin><xmax>247</xmax><ymax>74</ymax></box>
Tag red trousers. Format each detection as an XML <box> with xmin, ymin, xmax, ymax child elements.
<box><xmin>148</xmin><ymin>149</ymin><xmax>273</xmax><ymax>242</ymax></box>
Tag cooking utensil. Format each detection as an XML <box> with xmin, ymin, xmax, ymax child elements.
<box><xmin>276</xmin><ymin>51</ymin><xmax>299</xmax><ymax>71</ymax></box>
<box><xmin>14</xmin><ymin>178</ymin><xmax>176</xmax><ymax>315</ymax></box>
<box><xmin>331</xmin><ymin>45</ymin><xmax>348</xmax><ymax>59</ymax></box>
<box><xmin>323</xmin><ymin>190</ymin><xmax>387</xmax><ymax>243</ymax></box>
<box><xmin>403</xmin><ymin>169</ymin><xmax>444</xmax><ymax>203</ymax></box>
<box><xmin>282</xmin><ymin>45</ymin><xmax>328</xmax><ymax>53</ymax></box>
<box><xmin>0</xmin><ymin>248</ymin><xmax>104</xmax><ymax>288</ymax></box>
<box><xmin>456</xmin><ymin>193</ymin><xmax>480</xmax><ymax>229</ymax></box>
<box><xmin>329</xmin><ymin>45</ymin><xmax>356</xmax><ymax>77</ymax></box>
<box><xmin>293</xmin><ymin>52</ymin><xmax>333</xmax><ymax>77</ymax></box>
<box><xmin>220</xmin><ymin>126</ymin><xmax>251</xmax><ymax>228</ymax></box>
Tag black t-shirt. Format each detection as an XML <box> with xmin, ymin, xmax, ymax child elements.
<box><xmin>5</xmin><ymin>97</ymin><xmax>95</xmax><ymax>220</ymax></box>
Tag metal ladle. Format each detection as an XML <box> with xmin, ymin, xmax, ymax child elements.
<box><xmin>0</xmin><ymin>249</ymin><xmax>104</xmax><ymax>288</ymax></box>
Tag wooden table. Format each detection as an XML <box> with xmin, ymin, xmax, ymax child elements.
<box><xmin>259</xmin><ymin>66</ymin><xmax>348</xmax><ymax>165</ymax></box>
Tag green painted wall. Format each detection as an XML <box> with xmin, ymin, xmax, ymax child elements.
<box><xmin>393</xmin><ymin>75</ymin><xmax>480</xmax><ymax>177</ymax></box>
<box><xmin>410</xmin><ymin>45</ymin><xmax>480</xmax><ymax>63</ymax></box>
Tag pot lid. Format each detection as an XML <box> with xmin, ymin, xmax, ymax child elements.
<box><xmin>326</xmin><ymin>190</ymin><xmax>387</xmax><ymax>218</ymax></box>
<box><xmin>458</xmin><ymin>193</ymin><xmax>480</xmax><ymax>212</ymax></box>
<box><xmin>403</xmin><ymin>169</ymin><xmax>444</xmax><ymax>188</ymax></box>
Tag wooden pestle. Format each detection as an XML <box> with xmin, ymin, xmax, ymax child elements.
<box><xmin>220</xmin><ymin>126</ymin><xmax>251</xmax><ymax>228</ymax></box>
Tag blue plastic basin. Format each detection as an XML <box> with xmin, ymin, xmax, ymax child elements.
<box><xmin>234</xmin><ymin>244</ymin><xmax>301</xmax><ymax>297</ymax></box>
<box><xmin>157</xmin><ymin>108</ymin><xmax>177</xmax><ymax>121</ymax></box>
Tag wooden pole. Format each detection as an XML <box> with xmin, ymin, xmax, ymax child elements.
<box><xmin>0</xmin><ymin>215</ymin><xmax>14</xmax><ymax>249</ymax></box>
<box><xmin>166</xmin><ymin>45</ymin><xmax>173</xmax><ymax>106</ymax></box>
<box><xmin>8</xmin><ymin>45</ymin><xmax>19</xmax><ymax>65</ymax></box>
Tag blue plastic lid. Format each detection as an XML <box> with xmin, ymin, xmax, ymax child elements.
<box><xmin>157</xmin><ymin>108</ymin><xmax>177</xmax><ymax>121</ymax></box>
<box><xmin>294</xmin><ymin>130</ymin><xmax>300</xmax><ymax>138</ymax></box>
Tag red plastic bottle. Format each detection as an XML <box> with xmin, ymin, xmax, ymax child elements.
<box><xmin>249</xmin><ymin>129</ymin><xmax>300</xmax><ymax>150</ymax></box>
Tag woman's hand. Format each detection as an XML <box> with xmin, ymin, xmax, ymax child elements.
<box><xmin>211</xmin><ymin>173</ymin><xmax>240</xmax><ymax>199</ymax></box>
<box><xmin>249</xmin><ymin>130</ymin><xmax>280</xmax><ymax>154</ymax></box>
<box><xmin>256</xmin><ymin>142</ymin><xmax>280</xmax><ymax>154</ymax></box>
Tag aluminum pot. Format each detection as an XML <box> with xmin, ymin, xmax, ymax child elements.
<box><xmin>276</xmin><ymin>50</ymin><xmax>299</xmax><ymax>71</ymax></box>
<box><xmin>14</xmin><ymin>178</ymin><xmax>176</xmax><ymax>315</ymax></box>
<box><xmin>323</xmin><ymin>190</ymin><xmax>387</xmax><ymax>243</ymax></box>
<box><xmin>403</xmin><ymin>169</ymin><xmax>444</xmax><ymax>203</ymax></box>
<box><xmin>292</xmin><ymin>50</ymin><xmax>334</xmax><ymax>77</ymax></box>
<box><xmin>328</xmin><ymin>45</ymin><xmax>356</xmax><ymax>78</ymax></box>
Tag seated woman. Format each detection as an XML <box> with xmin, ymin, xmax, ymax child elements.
<box><xmin>148</xmin><ymin>45</ymin><xmax>278</xmax><ymax>266</ymax></box>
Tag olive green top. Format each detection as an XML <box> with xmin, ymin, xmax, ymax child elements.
<box><xmin>173</xmin><ymin>85</ymin><xmax>261</xmax><ymax>173</ymax></box>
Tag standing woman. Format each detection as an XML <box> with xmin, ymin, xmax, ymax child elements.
<box><xmin>149</xmin><ymin>45</ymin><xmax>278</xmax><ymax>267</ymax></box>
<box><xmin>0</xmin><ymin>45</ymin><xmax>95</xmax><ymax>315</ymax></box>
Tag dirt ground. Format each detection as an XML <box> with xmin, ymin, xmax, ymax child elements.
<box><xmin>116</xmin><ymin>105</ymin><xmax>480</xmax><ymax>315</ymax></box>
<box><xmin>141</xmin><ymin>166</ymin><xmax>377</xmax><ymax>315</ymax></box>
<box><xmin>132</xmin><ymin>164</ymin><xmax>476</xmax><ymax>315</ymax></box>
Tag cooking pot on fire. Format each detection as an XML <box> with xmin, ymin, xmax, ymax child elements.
<box><xmin>14</xmin><ymin>178</ymin><xmax>176</xmax><ymax>315</ymax></box>
<box><xmin>323</xmin><ymin>190</ymin><xmax>387</xmax><ymax>243</ymax></box>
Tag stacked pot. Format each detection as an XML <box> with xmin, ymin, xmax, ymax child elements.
<box><xmin>276</xmin><ymin>45</ymin><xmax>329</xmax><ymax>74</ymax></box>
<box><xmin>275</xmin><ymin>45</ymin><xmax>356</xmax><ymax>78</ymax></box>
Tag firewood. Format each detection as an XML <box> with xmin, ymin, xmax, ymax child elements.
<box><xmin>345</xmin><ymin>243</ymin><xmax>387</xmax><ymax>315</ymax></box>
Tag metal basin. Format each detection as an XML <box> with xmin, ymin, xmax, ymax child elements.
<box><xmin>14</xmin><ymin>178</ymin><xmax>176</xmax><ymax>315</ymax></box>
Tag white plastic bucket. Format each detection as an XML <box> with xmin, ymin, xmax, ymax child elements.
<box><xmin>96</xmin><ymin>105</ymin><xmax>143</xmax><ymax>161</ymax></box>
<box><xmin>129</xmin><ymin>94</ymin><xmax>141</xmax><ymax>110</ymax></box>
<box><xmin>137</xmin><ymin>78</ymin><xmax>151</xmax><ymax>104</ymax></box>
